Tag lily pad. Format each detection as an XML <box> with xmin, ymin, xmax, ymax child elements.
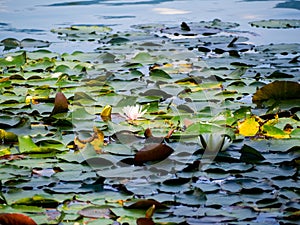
<box><xmin>78</xmin><ymin>205</ymin><xmax>117</xmax><ymax>219</ymax></box>
<box><xmin>250</xmin><ymin>19</ymin><xmax>300</xmax><ymax>29</ymax></box>
<box><xmin>51</xmin><ymin>25</ymin><xmax>112</xmax><ymax>42</ymax></box>
<box><xmin>252</xmin><ymin>81</ymin><xmax>300</xmax><ymax>102</ymax></box>
<box><xmin>134</xmin><ymin>143</ymin><xmax>174</xmax><ymax>165</ymax></box>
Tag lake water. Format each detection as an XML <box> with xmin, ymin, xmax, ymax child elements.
<box><xmin>0</xmin><ymin>0</ymin><xmax>299</xmax><ymax>52</ymax></box>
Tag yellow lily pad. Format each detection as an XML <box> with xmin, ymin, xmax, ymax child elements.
<box><xmin>238</xmin><ymin>117</ymin><xmax>260</xmax><ymax>136</ymax></box>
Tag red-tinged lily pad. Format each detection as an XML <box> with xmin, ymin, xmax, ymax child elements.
<box><xmin>0</xmin><ymin>213</ymin><xmax>37</xmax><ymax>225</ymax></box>
<box><xmin>51</xmin><ymin>92</ymin><xmax>69</xmax><ymax>115</ymax></box>
<box><xmin>124</xmin><ymin>199</ymin><xmax>166</xmax><ymax>209</ymax></box>
<box><xmin>137</xmin><ymin>217</ymin><xmax>155</xmax><ymax>225</ymax></box>
<box><xmin>134</xmin><ymin>143</ymin><xmax>174</xmax><ymax>165</ymax></box>
<box><xmin>252</xmin><ymin>81</ymin><xmax>300</xmax><ymax>103</ymax></box>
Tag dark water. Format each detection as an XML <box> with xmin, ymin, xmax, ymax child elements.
<box><xmin>0</xmin><ymin>0</ymin><xmax>299</xmax><ymax>52</ymax></box>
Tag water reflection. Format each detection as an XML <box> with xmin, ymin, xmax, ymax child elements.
<box><xmin>242</xmin><ymin>0</ymin><xmax>300</xmax><ymax>10</ymax></box>
<box><xmin>45</xmin><ymin>0</ymin><xmax>176</xmax><ymax>7</ymax></box>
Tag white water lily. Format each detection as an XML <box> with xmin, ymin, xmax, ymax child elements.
<box><xmin>122</xmin><ymin>105</ymin><xmax>147</xmax><ymax>120</ymax></box>
<box><xmin>199</xmin><ymin>133</ymin><xmax>232</xmax><ymax>152</ymax></box>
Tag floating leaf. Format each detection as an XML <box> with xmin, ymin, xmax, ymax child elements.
<box><xmin>149</xmin><ymin>69</ymin><xmax>172</xmax><ymax>79</ymax></box>
<box><xmin>101</xmin><ymin>105</ymin><xmax>112</xmax><ymax>121</ymax></box>
<box><xmin>240</xmin><ymin>144</ymin><xmax>265</xmax><ymax>163</ymax></box>
<box><xmin>262</xmin><ymin>124</ymin><xmax>290</xmax><ymax>139</ymax></box>
<box><xmin>252</xmin><ymin>81</ymin><xmax>300</xmax><ymax>102</ymax></box>
<box><xmin>51</xmin><ymin>25</ymin><xmax>112</xmax><ymax>41</ymax></box>
<box><xmin>0</xmin><ymin>213</ymin><xmax>37</xmax><ymax>225</ymax></box>
<box><xmin>133</xmin><ymin>52</ymin><xmax>152</xmax><ymax>61</ymax></box>
<box><xmin>1</xmin><ymin>38</ymin><xmax>20</xmax><ymax>50</ymax></box>
<box><xmin>18</xmin><ymin>136</ymin><xmax>40</xmax><ymax>153</ymax></box>
<box><xmin>51</xmin><ymin>92</ymin><xmax>69</xmax><ymax>115</ymax></box>
<box><xmin>107</xmin><ymin>36</ymin><xmax>130</xmax><ymax>45</ymax></box>
<box><xmin>134</xmin><ymin>143</ymin><xmax>174</xmax><ymax>165</ymax></box>
<box><xmin>237</xmin><ymin>117</ymin><xmax>260</xmax><ymax>136</ymax></box>
<box><xmin>250</xmin><ymin>19</ymin><xmax>300</xmax><ymax>29</ymax></box>
<box><xmin>145</xmin><ymin>204</ymin><xmax>155</xmax><ymax>218</ymax></box>
<box><xmin>13</xmin><ymin>195</ymin><xmax>59</xmax><ymax>208</ymax></box>
<box><xmin>20</xmin><ymin>38</ymin><xmax>51</xmax><ymax>49</ymax></box>
<box><xmin>0</xmin><ymin>129</ymin><xmax>18</xmax><ymax>143</ymax></box>
<box><xmin>140</xmin><ymin>89</ymin><xmax>172</xmax><ymax>99</ymax></box>
<box><xmin>124</xmin><ymin>199</ymin><xmax>165</xmax><ymax>209</ymax></box>
<box><xmin>75</xmin><ymin>126</ymin><xmax>104</xmax><ymax>152</ymax></box>
<box><xmin>0</xmin><ymin>52</ymin><xmax>26</xmax><ymax>67</ymax></box>
<box><xmin>136</xmin><ymin>217</ymin><xmax>155</xmax><ymax>225</ymax></box>
<box><xmin>181</xmin><ymin>22</ymin><xmax>191</xmax><ymax>31</ymax></box>
<box><xmin>78</xmin><ymin>206</ymin><xmax>117</xmax><ymax>219</ymax></box>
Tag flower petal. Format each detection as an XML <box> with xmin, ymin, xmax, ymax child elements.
<box><xmin>220</xmin><ymin>136</ymin><xmax>232</xmax><ymax>151</ymax></box>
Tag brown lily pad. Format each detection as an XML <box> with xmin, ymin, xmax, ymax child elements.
<box><xmin>252</xmin><ymin>81</ymin><xmax>300</xmax><ymax>102</ymax></box>
<box><xmin>134</xmin><ymin>143</ymin><xmax>174</xmax><ymax>165</ymax></box>
<box><xmin>0</xmin><ymin>213</ymin><xmax>37</xmax><ymax>225</ymax></box>
<box><xmin>51</xmin><ymin>92</ymin><xmax>69</xmax><ymax>115</ymax></box>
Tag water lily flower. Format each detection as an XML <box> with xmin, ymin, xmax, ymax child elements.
<box><xmin>122</xmin><ymin>105</ymin><xmax>147</xmax><ymax>120</ymax></box>
<box><xmin>199</xmin><ymin>133</ymin><xmax>232</xmax><ymax>152</ymax></box>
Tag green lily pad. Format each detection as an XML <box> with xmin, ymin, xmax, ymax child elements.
<box><xmin>51</xmin><ymin>25</ymin><xmax>112</xmax><ymax>42</ymax></box>
<box><xmin>0</xmin><ymin>52</ymin><xmax>26</xmax><ymax>67</ymax></box>
<box><xmin>250</xmin><ymin>19</ymin><xmax>300</xmax><ymax>29</ymax></box>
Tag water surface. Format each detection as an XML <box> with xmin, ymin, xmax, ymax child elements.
<box><xmin>0</xmin><ymin>0</ymin><xmax>299</xmax><ymax>52</ymax></box>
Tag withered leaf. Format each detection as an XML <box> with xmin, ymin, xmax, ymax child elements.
<box><xmin>252</xmin><ymin>81</ymin><xmax>300</xmax><ymax>102</ymax></box>
<box><xmin>51</xmin><ymin>92</ymin><xmax>69</xmax><ymax>115</ymax></box>
<box><xmin>136</xmin><ymin>218</ymin><xmax>155</xmax><ymax>225</ymax></box>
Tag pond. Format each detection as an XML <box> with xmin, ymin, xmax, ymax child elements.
<box><xmin>0</xmin><ymin>0</ymin><xmax>300</xmax><ymax>225</ymax></box>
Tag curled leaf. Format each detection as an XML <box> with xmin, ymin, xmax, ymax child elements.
<box><xmin>181</xmin><ymin>22</ymin><xmax>191</xmax><ymax>31</ymax></box>
<box><xmin>240</xmin><ymin>144</ymin><xmax>265</xmax><ymax>163</ymax></box>
<box><xmin>145</xmin><ymin>204</ymin><xmax>156</xmax><ymax>218</ymax></box>
<box><xmin>252</xmin><ymin>81</ymin><xmax>300</xmax><ymax>103</ymax></box>
<box><xmin>0</xmin><ymin>129</ymin><xmax>18</xmax><ymax>143</ymax></box>
<box><xmin>149</xmin><ymin>68</ymin><xmax>172</xmax><ymax>79</ymax></box>
<box><xmin>51</xmin><ymin>92</ymin><xmax>69</xmax><ymax>115</ymax></box>
<box><xmin>134</xmin><ymin>143</ymin><xmax>174</xmax><ymax>165</ymax></box>
<box><xmin>101</xmin><ymin>105</ymin><xmax>112</xmax><ymax>118</ymax></box>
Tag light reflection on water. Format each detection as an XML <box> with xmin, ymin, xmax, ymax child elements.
<box><xmin>0</xmin><ymin>0</ymin><xmax>299</xmax><ymax>52</ymax></box>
